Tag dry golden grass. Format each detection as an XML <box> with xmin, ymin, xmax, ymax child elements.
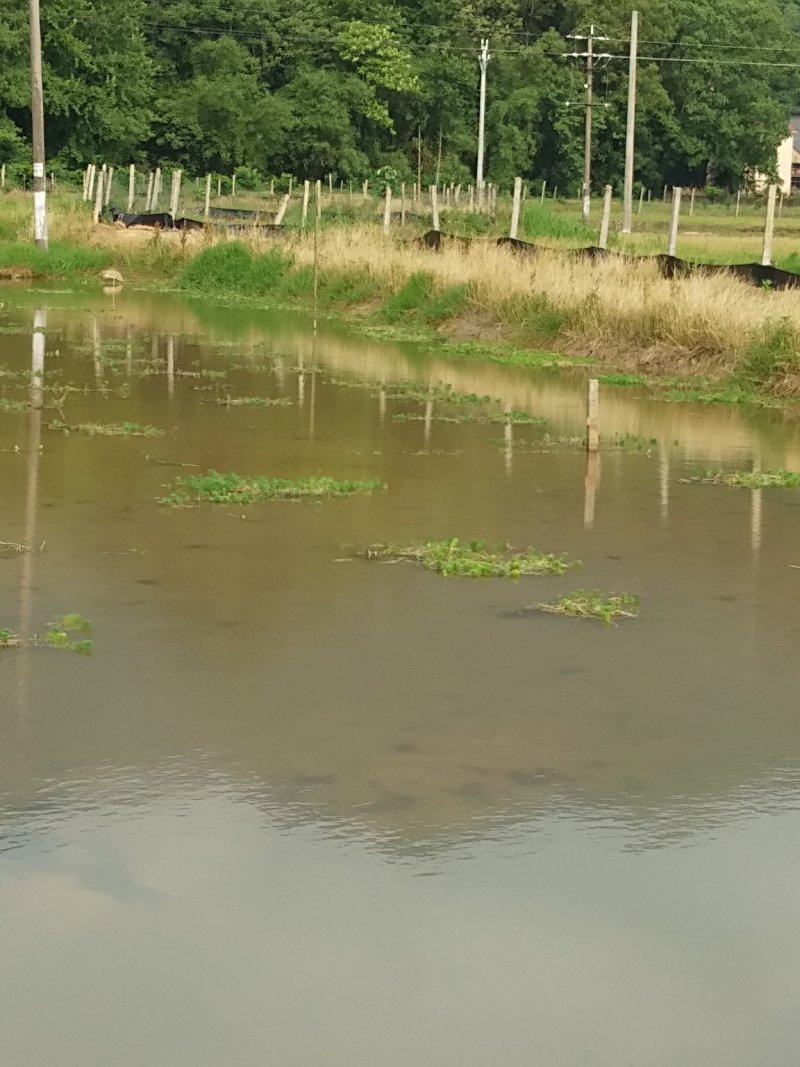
<box><xmin>279</xmin><ymin>225</ymin><xmax>800</xmax><ymax>372</ymax></box>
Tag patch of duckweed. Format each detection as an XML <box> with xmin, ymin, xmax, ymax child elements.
<box><xmin>161</xmin><ymin>470</ymin><xmax>386</xmax><ymax>506</ymax></box>
<box><xmin>213</xmin><ymin>395</ymin><xmax>293</xmax><ymax>407</ymax></box>
<box><xmin>364</xmin><ymin>538</ymin><xmax>579</xmax><ymax>578</ymax></box>
<box><xmin>535</xmin><ymin>590</ymin><xmax>639</xmax><ymax>624</ymax></box>
<box><xmin>39</xmin><ymin>613</ymin><xmax>93</xmax><ymax>654</ymax></box>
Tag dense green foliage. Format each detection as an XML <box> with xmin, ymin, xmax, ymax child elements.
<box><xmin>1</xmin><ymin>0</ymin><xmax>800</xmax><ymax>190</ymax></box>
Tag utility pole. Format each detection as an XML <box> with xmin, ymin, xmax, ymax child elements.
<box><xmin>622</xmin><ymin>10</ymin><xmax>639</xmax><ymax>234</ymax></box>
<box><xmin>28</xmin><ymin>0</ymin><xmax>48</xmax><ymax>250</ymax></box>
<box><xmin>476</xmin><ymin>38</ymin><xmax>490</xmax><ymax>207</ymax></box>
<box><xmin>566</xmin><ymin>25</ymin><xmax>610</xmax><ymax>225</ymax></box>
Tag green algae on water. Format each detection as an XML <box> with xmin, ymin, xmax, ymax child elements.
<box><xmin>48</xmin><ymin>419</ymin><xmax>165</xmax><ymax>437</ymax></box>
<box><xmin>535</xmin><ymin>590</ymin><xmax>639</xmax><ymax>624</ymax></box>
<box><xmin>160</xmin><ymin>470</ymin><xmax>386</xmax><ymax>506</ymax></box>
<box><xmin>364</xmin><ymin>538</ymin><xmax>579</xmax><ymax>578</ymax></box>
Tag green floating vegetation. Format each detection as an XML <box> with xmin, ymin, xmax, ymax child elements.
<box><xmin>161</xmin><ymin>470</ymin><xmax>386</xmax><ymax>506</ymax></box>
<box><xmin>393</xmin><ymin>409</ymin><xmax>545</xmax><ymax>426</ymax></box>
<box><xmin>364</xmin><ymin>538</ymin><xmax>579</xmax><ymax>578</ymax></box>
<box><xmin>48</xmin><ymin>419</ymin><xmax>164</xmax><ymax>437</ymax></box>
<box><xmin>0</xmin><ymin>629</ymin><xmax>20</xmax><ymax>649</ymax></box>
<box><xmin>690</xmin><ymin>468</ymin><xmax>800</xmax><ymax>489</ymax></box>
<box><xmin>0</xmin><ymin>397</ymin><xmax>29</xmax><ymax>413</ymax></box>
<box><xmin>39</xmin><ymin>613</ymin><xmax>93</xmax><ymax>655</ymax></box>
<box><xmin>597</xmin><ymin>373</ymin><xmax>647</xmax><ymax>387</ymax></box>
<box><xmin>381</xmin><ymin>381</ymin><xmax>495</xmax><ymax>405</ymax></box>
<box><xmin>536</xmin><ymin>590</ymin><xmax>639</xmax><ymax>624</ymax></box>
<box><xmin>213</xmin><ymin>395</ymin><xmax>293</xmax><ymax>407</ymax></box>
<box><xmin>609</xmin><ymin>432</ymin><xmax>658</xmax><ymax>454</ymax></box>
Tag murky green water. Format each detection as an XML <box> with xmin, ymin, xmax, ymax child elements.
<box><xmin>2</xmin><ymin>284</ymin><xmax>800</xmax><ymax>1066</ymax></box>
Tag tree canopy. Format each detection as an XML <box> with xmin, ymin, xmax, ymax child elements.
<box><xmin>0</xmin><ymin>0</ymin><xmax>798</xmax><ymax>189</ymax></box>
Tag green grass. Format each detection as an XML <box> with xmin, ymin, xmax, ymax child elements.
<box><xmin>160</xmin><ymin>470</ymin><xmax>386</xmax><ymax>505</ymax></box>
<box><xmin>178</xmin><ymin>242</ymin><xmax>292</xmax><ymax>296</ymax></box>
<box><xmin>598</xmin><ymin>373</ymin><xmax>648</xmax><ymax>387</ymax></box>
<box><xmin>737</xmin><ymin>318</ymin><xmax>800</xmax><ymax>390</ymax></box>
<box><xmin>47</xmin><ymin>419</ymin><xmax>165</xmax><ymax>437</ymax></box>
<box><xmin>381</xmin><ymin>272</ymin><xmax>469</xmax><ymax>326</ymax></box>
<box><xmin>520</xmin><ymin>202</ymin><xmax>595</xmax><ymax>243</ymax></box>
<box><xmin>690</xmin><ymin>468</ymin><xmax>800</xmax><ymax>489</ymax></box>
<box><xmin>364</xmin><ymin>538</ymin><xmax>580</xmax><ymax>578</ymax></box>
<box><xmin>0</xmin><ymin>239</ymin><xmax>112</xmax><ymax>277</ymax></box>
<box><xmin>536</xmin><ymin>590</ymin><xmax>639</xmax><ymax>624</ymax></box>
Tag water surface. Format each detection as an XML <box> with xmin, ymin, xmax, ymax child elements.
<box><xmin>1</xmin><ymin>285</ymin><xmax>800</xmax><ymax>1066</ymax></box>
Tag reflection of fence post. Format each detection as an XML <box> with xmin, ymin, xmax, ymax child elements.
<box><xmin>586</xmin><ymin>378</ymin><xmax>599</xmax><ymax>453</ymax></box>
<box><xmin>667</xmin><ymin>187</ymin><xmax>682</xmax><ymax>257</ymax></box>
<box><xmin>598</xmin><ymin>184</ymin><xmax>612</xmax><ymax>250</ymax></box>
<box><xmin>583</xmin><ymin>452</ymin><xmax>600</xmax><ymax>529</ymax></box>
<box><xmin>509</xmin><ymin>176</ymin><xmax>522</xmax><ymax>239</ymax></box>
<box><xmin>429</xmin><ymin>185</ymin><xmax>440</xmax><ymax>232</ymax></box>
<box><xmin>762</xmin><ymin>184</ymin><xmax>777</xmax><ymax>266</ymax></box>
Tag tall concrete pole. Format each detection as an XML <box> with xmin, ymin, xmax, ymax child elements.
<box><xmin>622</xmin><ymin>10</ymin><xmax>639</xmax><ymax>234</ymax></box>
<box><xmin>28</xmin><ymin>0</ymin><xmax>48</xmax><ymax>250</ymax></box>
<box><xmin>476</xmin><ymin>38</ymin><xmax>490</xmax><ymax>206</ymax></box>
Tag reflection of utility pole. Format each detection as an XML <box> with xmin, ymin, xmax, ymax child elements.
<box><xmin>476</xmin><ymin>38</ymin><xmax>490</xmax><ymax>207</ymax></box>
<box><xmin>28</xmin><ymin>0</ymin><xmax>48</xmax><ymax>249</ymax></box>
<box><xmin>566</xmin><ymin>25</ymin><xmax>610</xmax><ymax>225</ymax></box>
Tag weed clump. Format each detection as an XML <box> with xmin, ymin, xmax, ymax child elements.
<box><xmin>213</xmin><ymin>395</ymin><xmax>293</xmax><ymax>407</ymax></box>
<box><xmin>0</xmin><ymin>629</ymin><xmax>20</xmax><ymax>649</ymax></box>
<box><xmin>536</xmin><ymin>590</ymin><xmax>639</xmax><ymax>624</ymax></box>
<box><xmin>364</xmin><ymin>538</ymin><xmax>579</xmax><ymax>578</ymax></box>
<box><xmin>39</xmin><ymin>614</ymin><xmax>93</xmax><ymax>654</ymax></box>
<box><xmin>690</xmin><ymin>468</ymin><xmax>800</xmax><ymax>489</ymax></box>
<box><xmin>161</xmin><ymin>470</ymin><xmax>386</xmax><ymax>506</ymax></box>
<box><xmin>48</xmin><ymin>420</ymin><xmax>164</xmax><ymax>437</ymax></box>
<box><xmin>179</xmin><ymin>242</ymin><xmax>291</xmax><ymax>296</ymax></box>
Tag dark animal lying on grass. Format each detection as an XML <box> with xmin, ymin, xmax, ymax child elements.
<box><xmin>699</xmin><ymin>262</ymin><xmax>800</xmax><ymax>290</ymax></box>
<box><xmin>111</xmin><ymin>210</ymin><xmax>175</xmax><ymax>229</ymax></box>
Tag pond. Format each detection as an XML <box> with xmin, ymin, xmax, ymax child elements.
<box><xmin>1</xmin><ymin>284</ymin><xmax>800</xmax><ymax>1066</ymax></box>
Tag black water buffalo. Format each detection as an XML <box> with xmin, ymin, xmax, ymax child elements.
<box><xmin>700</xmin><ymin>262</ymin><xmax>800</xmax><ymax>290</ymax></box>
<box><xmin>111</xmin><ymin>210</ymin><xmax>174</xmax><ymax>229</ymax></box>
<box><xmin>416</xmin><ymin>230</ymin><xmax>475</xmax><ymax>251</ymax></box>
<box><xmin>496</xmin><ymin>236</ymin><xmax>541</xmax><ymax>255</ymax></box>
<box><xmin>173</xmin><ymin>217</ymin><xmax>205</xmax><ymax>231</ymax></box>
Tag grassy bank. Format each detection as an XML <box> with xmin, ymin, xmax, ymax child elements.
<box><xmin>3</xmin><ymin>192</ymin><xmax>800</xmax><ymax>399</ymax></box>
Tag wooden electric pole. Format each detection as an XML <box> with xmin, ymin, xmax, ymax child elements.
<box><xmin>622</xmin><ymin>11</ymin><xmax>639</xmax><ymax>234</ymax></box>
<box><xmin>28</xmin><ymin>0</ymin><xmax>48</xmax><ymax>250</ymax></box>
<box><xmin>567</xmin><ymin>25</ymin><xmax>610</xmax><ymax>225</ymax></box>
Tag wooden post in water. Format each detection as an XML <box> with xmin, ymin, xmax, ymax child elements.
<box><xmin>586</xmin><ymin>378</ymin><xmax>599</xmax><ymax>453</ymax></box>
<box><xmin>301</xmin><ymin>180</ymin><xmax>310</xmax><ymax>228</ymax></box>
<box><xmin>509</xmin><ymin>176</ymin><xmax>522</xmax><ymax>239</ymax></box>
<box><xmin>667</xmin><ymin>187</ymin><xmax>682</xmax><ymax>257</ymax></box>
<box><xmin>430</xmin><ymin>185</ymin><xmax>440</xmax><ymax>231</ymax></box>
<box><xmin>598</xmin><ymin>184</ymin><xmax>613</xmax><ymax>249</ymax></box>
<box><xmin>383</xmin><ymin>184</ymin><xmax>392</xmax><ymax>234</ymax></box>
<box><xmin>127</xmin><ymin>164</ymin><xmax>135</xmax><ymax>211</ymax></box>
<box><xmin>92</xmin><ymin>167</ymin><xmax>104</xmax><ymax>224</ymax></box>
<box><xmin>204</xmin><ymin>173</ymin><xmax>211</xmax><ymax>218</ymax></box>
<box><xmin>762</xmin><ymin>184</ymin><xmax>777</xmax><ymax>266</ymax></box>
<box><xmin>274</xmin><ymin>194</ymin><xmax>290</xmax><ymax>225</ymax></box>
<box><xmin>583</xmin><ymin>451</ymin><xmax>600</xmax><ymax>529</ymax></box>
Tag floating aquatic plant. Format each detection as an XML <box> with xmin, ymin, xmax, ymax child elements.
<box><xmin>364</xmin><ymin>538</ymin><xmax>579</xmax><ymax>578</ymax></box>
<box><xmin>160</xmin><ymin>470</ymin><xmax>386</xmax><ymax>506</ymax></box>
